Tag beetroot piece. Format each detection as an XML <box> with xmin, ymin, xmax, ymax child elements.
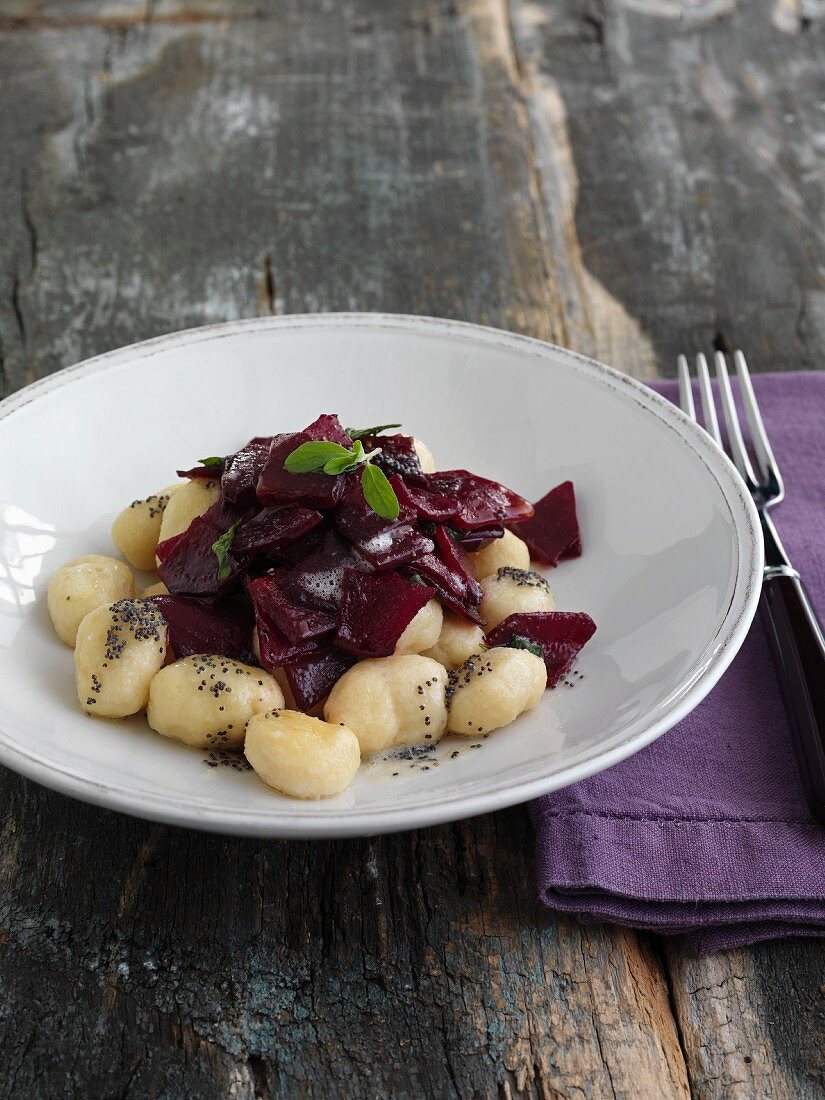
<box><xmin>257</xmin><ymin>432</ymin><xmax>345</xmax><ymax>510</ymax></box>
<box><xmin>253</xmin><ymin>599</ymin><xmax>323</xmax><ymax>670</ymax></box>
<box><xmin>150</xmin><ymin>595</ymin><xmax>255</xmax><ymax>662</ymax></box>
<box><xmin>247</xmin><ymin>571</ymin><xmax>336</xmax><ymax>644</ymax></box>
<box><xmin>155</xmin><ymin>529</ymin><xmax>186</xmax><ymax>565</ymax></box>
<box><xmin>406</xmin><ymin>532</ymin><xmax>483</xmax><ymax>624</ymax></box>
<box><xmin>334</xmin><ymin>570</ymin><xmax>436</xmax><ymax>657</ymax></box>
<box><xmin>285</xmin><ymin>528</ymin><xmax>371</xmax><ymax>613</ymax></box>
<box><xmin>450</xmin><ymin>525</ymin><xmax>505</xmax><ymax>552</ymax></box>
<box><xmin>334</xmin><ymin>480</ymin><xmax>433</xmax><ymax>570</ymax></box>
<box><xmin>222</xmin><ymin>438</ymin><xmax>275</xmax><ymax>505</ymax></box>
<box><xmin>434</xmin><ymin>524</ymin><xmax>479</xmax><ymax>582</ymax></box>
<box><xmin>361</xmin><ymin>434</ymin><xmax>423</xmax><ymax>479</ymax></box>
<box><xmin>202</xmin><ymin>499</ymin><xmax>256</xmax><ymax>534</ymax></box>
<box><xmin>484</xmin><ymin>611</ymin><xmax>596</xmax><ymax>687</ymax></box>
<box><xmin>302</xmin><ymin>414</ymin><xmax>352</xmax><ymax>447</ymax></box>
<box><xmin>392</xmin><ymin>471</ymin><xmax>533</xmax><ymax>531</ymax></box>
<box><xmin>512</xmin><ymin>481</ymin><xmax>581</xmax><ymax>566</ymax></box>
<box><xmin>176</xmin><ymin>462</ymin><xmax>225</xmax><ymax>480</ymax></box>
<box><xmin>157</xmin><ymin>517</ymin><xmax>243</xmax><ymax>597</ymax></box>
<box><xmin>233</xmin><ymin>505</ymin><xmax>323</xmax><ymax>554</ymax></box>
<box><xmin>282</xmin><ymin>647</ymin><xmax>356</xmax><ymax>711</ymax></box>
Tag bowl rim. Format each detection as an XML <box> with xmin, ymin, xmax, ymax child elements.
<box><xmin>0</xmin><ymin>313</ymin><xmax>763</xmax><ymax>836</ymax></box>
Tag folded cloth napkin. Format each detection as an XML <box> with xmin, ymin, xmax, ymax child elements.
<box><xmin>531</xmin><ymin>371</ymin><xmax>825</xmax><ymax>954</ymax></box>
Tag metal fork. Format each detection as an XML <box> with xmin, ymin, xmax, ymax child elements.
<box><xmin>677</xmin><ymin>351</ymin><xmax>825</xmax><ymax>824</ymax></box>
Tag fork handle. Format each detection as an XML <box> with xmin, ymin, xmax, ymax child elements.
<box><xmin>761</xmin><ymin>570</ymin><xmax>825</xmax><ymax>824</ymax></box>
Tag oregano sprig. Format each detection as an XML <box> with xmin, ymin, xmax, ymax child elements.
<box><xmin>283</xmin><ymin>438</ymin><xmax>400</xmax><ymax>520</ymax></box>
<box><xmin>346</xmin><ymin>422</ymin><xmax>402</xmax><ymax>442</ymax></box>
<box><xmin>211</xmin><ymin>519</ymin><xmax>242</xmax><ymax>580</ymax></box>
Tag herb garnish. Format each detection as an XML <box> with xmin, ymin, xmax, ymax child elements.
<box><xmin>284</xmin><ymin>439</ymin><xmax>400</xmax><ymax>520</ymax></box>
<box><xmin>198</xmin><ymin>456</ymin><xmax>224</xmax><ymax>467</ymax></box>
<box><xmin>346</xmin><ymin>422</ymin><xmax>402</xmax><ymax>442</ymax></box>
<box><xmin>211</xmin><ymin>520</ymin><xmax>242</xmax><ymax>580</ymax></box>
<box><xmin>505</xmin><ymin>635</ymin><xmax>544</xmax><ymax>659</ymax></box>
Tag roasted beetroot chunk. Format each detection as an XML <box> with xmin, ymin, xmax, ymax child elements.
<box><xmin>484</xmin><ymin>611</ymin><xmax>596</xmax><ymax>687</ymax></box>
<box><xmin>247</xmin><ymin>571</ymin><xmax>336</xmax><ymax>644</ymax></box>
<box><xmin>407</xmin><ymin>529</ymin><xmax>483</xmax><ymax>623</ymax></box>
<box><xmin>157</xmin><ymin>517</ymin><xmax>243</xmax><ymax>597</ymax></box>
<box><xmin>282</xmin><ymin>647</ymin><xmax>357</xmax><ymax>711</ymax></box>
<box><xmin>221</xmin><ymin>438</ymin><xmax>274</xmax><ymax>505</ymax></box>
<box><xmin>335</xmin><ymin>569</ymin><xmax>436</xmax><ymax>657</ymax></box>
<box><xmin>233</xmin><ymin>505</ymin><xmax>323</xmax><ymax>554</ymax></box>
<box><xmin>512</xmin><ymin>481</ymin><xmax>581</xmax><ymax>566</ymax></box>
<box><xmin>285</xmin><ymin>528</ymin><xmax>370</xmax><ymax>613</ymax></box>
<box><xmin>450</xmin><ymin>525</ymin><xmax>505</xmax><ymax>552</ymax></box>
<box><xmin>302</xmin><ymin>414</ymin><xmax>352</xmax><ymax>447</ymax></box>
<box><xmin>393</xmin><ymin>471</ymin><xmax>533</xmax><ymax>531</ymax></box>
<box><xmin>150</xmin><ymin>595</ymin><xmax>255</xmax><ymax>662</ymax></box>
<box><xmin>253</xmin><ymin>598</ymin><xmax>323</xmax><ymax>670</ymax></box>
<box><xmin>257</xmin><ymin>433</ymin><xmax>346</xmax><ymax>510</ymax></box>
<box><xmin>362</xmin><ymin>434</ymin><xmax>423</xmax><ymax>479</ymax></box>
<box><xmin>335</xmin><ymin>480</ymin><xmax>433</xmax><ymax>570</ymax></box>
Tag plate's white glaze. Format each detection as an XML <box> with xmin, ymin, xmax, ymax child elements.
<box><xmin>0</xmin><ymin>314</ymin><xmax>761</xmax><ymax>836</ymax></box>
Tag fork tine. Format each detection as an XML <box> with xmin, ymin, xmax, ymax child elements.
<box><xmin>677</xmin><ymin>355</ymin><xmax>696</xmax><ymax>420</ymax></box>
<box><xmin>733</xmin><ymin>350</ymin><xmax>785</xmax><ymax>502</ymax></box>
<box><xmin>714</xmin><ymin>351</ymin><xmax>759</xmax><ymax>490</ymax></box>
<box><xmin>695</xmin><ymin>353</ymin><xmax>722</xmax><ymax>446</ymax></box>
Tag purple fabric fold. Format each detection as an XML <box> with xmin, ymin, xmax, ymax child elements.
<box><xmin>531</xmin><ymin>372</ymin><xmax>825</xmax><ymax>954</ymax></box>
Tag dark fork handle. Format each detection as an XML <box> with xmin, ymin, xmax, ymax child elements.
<box><xmin>761</xmin><ymin>571</ymin><xmax>825</xmax><ymax>824</ymax></box>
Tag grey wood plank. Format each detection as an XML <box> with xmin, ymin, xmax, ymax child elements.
<box><xmin>0</xmin><ymin>3</ymin><xmax>691</xmax><ymax>1097</ymax></box>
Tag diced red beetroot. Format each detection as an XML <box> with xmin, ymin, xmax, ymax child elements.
<box><xmin>434</xmin><ymin>524</ymin><xmax>479</xmax><ymax>581</ymax></box>
<box><xmin>334</xmin><ymin>570</ymin><xmax>436</xmax><ymax>657</ymax></box>
<box><xmin>392</xmin><ymin>471</ymin><xmax>533</xmax><ymax>531</ymax></box>
<box><xmin>334</xmin><ymin>480</ymin><xmax>434</xmax><ymax>570</ymax></box>
<box><xmin>157</xmin><ymin>517</ymin><xmax>243</xmax><ymax>597</ymax></box>
<box><xmin>511</xmin><ymin>481</ymin><xmax>581</xmax><ymax>566</ymax></box>
<box><xmin>271</xmin><ymin>521</ymin><xmax>331</xmax><ymax>566</ymax></box>
<box><xmin>285</xmin><ymin>528</ymin><xmax>371</xmax><ymax>613</ymax></box>
<box><xmin>176</xmin><ymin>462</ymin><xmax>225</xmax><ymax>480</ymax></box>
<box><xmin>222</xmin><ymin>439</ymin><xmax>276</xmax><ymax>505</ymax></box>
<box><xmin>257</xmin><ymin>432</ymin><xmax>345</xmax><ymax>510</ymax></box>
<box><xmin>254</xmin><ymin>600</ymin><xmax>323</xmax><ymax>670</ymax></box>
<box><xmin>406</xmin><ymin>531</ymin><xmax>483</xmax><ymax>623</ymax></box>
<box><xmin>150</xmin><ymin>595</ymin><xmax>255</xmax><ymax>662</ymax></box>
<box><xmin>155</xmin><ymin>529</ymin><xmax>186</xmax><ymax>565</ymax></box>
<box><xmin>282</xmin><ymin>647</ymin><xmax>356</xmax><ymax>711</ymax></box>
<box><xmin>361</xmin><ymin>434</ymin><xmax>423</xmax><ymax>479</ymax></box>
<box><xmin>234</xmin><ymin>505</ymin><xmax>323</xmax><ymax>554</ymax></box>
<box><xmin>302</xmin><ymin>414</ymin><xmax>352</xmax><ymax>447</ymax></box>
<box><xmin>484</xmin><ymin>611</ymin><xmax>596</xmax><ymax>687</ymax></box>
<box><xmin>247</xmin><ymin>571</ymin><xmax>335</xmax><ymax>644</ymax></box>
<box><xmin>201</xmin><ymin>499</ymin><xmax>256</xmax><ymax>533</ymax></box>
<box><xmin>450</xmin><ymin>525</ymin><xmax>505</xmax><ymax>552</ymax></box>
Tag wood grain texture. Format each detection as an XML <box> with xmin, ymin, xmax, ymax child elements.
<box><xmin>0</xmin><ymin>0</ymin><xmax>823</xmax><ymax>1096</ymax></box>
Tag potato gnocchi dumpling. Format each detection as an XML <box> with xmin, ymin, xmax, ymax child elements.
<box><xmin>446</xmin><ymin>647</ymin><xmax>546</xmax><ymax>736</ymax></box>
<box><xmin>470</xmin><ymin>529</ymin><xmax>531</xmax><ymax>580</ymax></box>
<box><xmin>324</xmin><ymin>654</ymin><xmax>448</xmax><ymax>755</ymax></box>
<box><xmin>48</xmin><ymin>555</ymin><xmax>135</xmax><ymax>646</ymax></box>
<box><xmin>140</xmin><ymin>581</ymin><xmax>169</xmax><ymax>597</ymax></box>
<box><xmin>75</xmin><ymin>599</ymin><xmax>168</xmax><ymax>717</ymax></box>
<box><xmin>413</xmin><ymin>437</ymin><xmax>436</xmax><ymax>473</ymax></box>
<box><xmin>245</xmin><ymin>710</ymin><xmax>361</xmax><ymax>799</ymax></box>
<box><xmin>422</xmin><ymin>612</ymin><xmax>486</xmax><ymax>670</ymax></box>
<box><xmin>479</xmin><ymin>567</ymin><xmax>555</xmax><ymax>630</ymax></box>
<box><xmin>112</xmin><ymin>485</ymin><xmax>180</xmax><ymax>571</ymax></box>
<box><xmin>157</xmin><ymin>479</ymin><xmax>220</xmax><ymax>545</ymax></box>
<box><xmin>147</xmin><ymin>656</ymin><xmax>283</xmax><ymax>749</ymax></box>
<box><xmin>394</xmin><ymin>598</ymin><xmax>443</xmax><ymax>655</ymax></box>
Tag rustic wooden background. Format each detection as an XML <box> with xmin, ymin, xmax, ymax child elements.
<box><xmin>2</xmin><ymin>0</ymin><xmax>825</xmax><ymax>1096</ymax></box>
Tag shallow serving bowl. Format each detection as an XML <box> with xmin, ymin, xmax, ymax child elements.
<box><xmin>0</xmin><ymin>314</ymin><xmax>761</xmax><ymax>837</ymax></box>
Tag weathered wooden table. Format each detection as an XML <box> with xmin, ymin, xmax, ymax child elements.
<box><xmin>2</xmin><ymin>1</ymin><xmax>824</xmax><ymax>1095</ymax></box>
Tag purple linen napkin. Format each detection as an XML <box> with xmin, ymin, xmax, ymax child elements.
<box><xmin>531</xmin><ymin>372</ymin><xmax>825</xmax><ymax>954</ymax></box>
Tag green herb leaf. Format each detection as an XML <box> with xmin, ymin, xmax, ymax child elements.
<box><xmin>211</xmin><ymin>520</ymin><xmax>242</xmax><ymax>581</ymax></box>
<box><xmin>408</xmin><ymin>573</ymin><xmax>426</xmax><ymax>585</ymax></box>
<box><xmin>361</xmin><ymin>462</ymin><xmax>399</xmax><ymax>520</ymax></box>
<box><xmin>198</xmin><ymin>456</ymin><xmax>224</xmax><ymax>467</ymax></box>
<box><xmin>346</xmin><ymin>422</ymin><xmax>402</xmax><ymax>441</ymax></box>
<box><xmin>322</xmin><ymin>439</ymin><xmax>367</xmax><ymax>475</ymax></box>
<box><xmin>505</xmin><ymin>635</ymin><xmax>544</xmax><ymax>659</ymax></box>
<box><xmin>284</xmin><ymin>441</ymin><xmax>352</xmax><ymax>473</ymax></box>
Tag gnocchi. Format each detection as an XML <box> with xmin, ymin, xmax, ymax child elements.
<box><xmin>48</xmin><ymin>555</ymin><xmax>135</xmax><ymax>646</ymax></box>
<box><xmin>147</xmin><ymin>655</ymin><xmax>283</xmax><ymax>749</ymax></box>
<box><xmin>245</xmin><ymin>710</ymin><xmax>361</xmax><ymax>799</ymax></box>
<box><xmin>422</xmin><ymin>611</ymin><xmax>485</xmax><ymax>670</ymax></box>
<box><xmin>413</xmin><ymin>437</ymin><xmax>436</xmax><ymax>473</ymax></box>
<box><xmin>479</xmin><ymin>567</ymin><xmax>555</xmax><ymax>630</ymax></box>
<box><xmin>157</xmin><ymin>478</ymin><xmax>220</xmax><ymax>545</ymax></box>
<box><xmin>470</xmin><ymin>529</ymin><xmax>530</xmax><ymax>580</ymax></box>
<box><xmin>324</xmin><ymin>655</ymin><xmax>448</xmax><ymax>755</ymax></box>
<box><xmin>394</xmin><ymin>598</ymin><xmax>443</xmax><ymax>655</ymax></box>
<box><xmin>446</xmin><ymin>647</ymin><xmax>546</xmax><ymax>736</ymax></box>
<box><xmin>112</xmin><ymin>485</ymin><xmax>180</xmax><ymax>570</ymax></box>
<box><xmin>140</xmin><ymin>580</ymin><xmax>169</xmax><ymax>597</ymax></box>
<box><xmin>75</xmin><ymin>599</ymin><xmax>168</xmax><ymax>717</ymax></box>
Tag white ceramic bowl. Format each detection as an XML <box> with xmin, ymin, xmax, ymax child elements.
<box><xmin>0</xmin><ymin>314</ymin><xmax>761</xmax><ymax>836</ymax></box>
